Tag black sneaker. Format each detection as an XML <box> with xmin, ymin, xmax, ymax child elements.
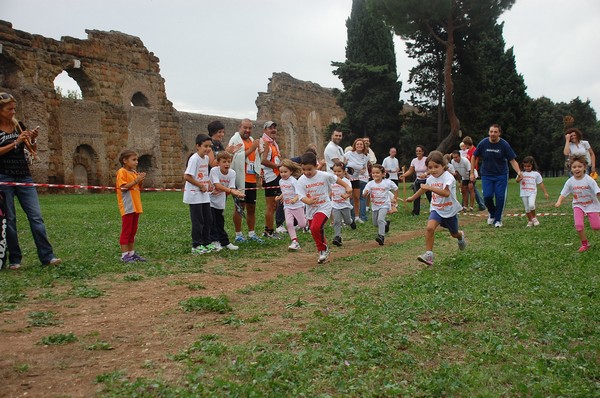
<box><xmin>385</xmin><ymin>220</ymin><xmax>390</xmax><ymax>233</ymax></box>
<box><xmin>376</xmin><ymin>235</ymin><xmax>385</xmax><ymax>246</ymax></box>
<box><xmin>332</xmin><ymin>236</ymin><xmax>342</xmax><ymax>247</ymax></box>
<box><xmin>350</xmin><ymin>220</ymin><xmax>357</xmax><ymax>230</ymax></box>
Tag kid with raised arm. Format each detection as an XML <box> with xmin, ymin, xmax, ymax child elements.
<box><xmin>296</xmin><ymin>152</ymin><xmax>352</xmax><ymax>264</ymax></box>
<box><xmin>116</xmin><ymin>150</ymin><xmax>146</xmax><ymax>263</ymax></box>
<box><xmin>407</xmin><ymin>151</ymin><xmax>466</xmax><ymax>266</ymax></box>
<box><xmin>275</xmin><ymin>159</ymin><xmax>306</xmax><ymax>251</ymax></box>
<box><xmin>331</xmin><ymin>161</ymin><xmax>356</xmax><ymax>247</ymax></box>
<box><xmin>363</xmin><ymin>164</ymin><xmax>398</xmax><ymax>245</ymax></box>
<box><xmin>184</xmin><ymin>134</ymin><xmax>215</xmax><ymax>254</ymax></box>
<box><xmin>516</xmin><ymin>156</ymin><xmax>549</xmax><ymax>227</ymax></box>
<box><xmin>209</xmin><ymin>151</ymin><xmax>245</xmax><ymax>251</ymax></box>
<box><xmin>555</xmin><ymin>154</ymin><xmax>600</xmax><ymax>252</ymax></box>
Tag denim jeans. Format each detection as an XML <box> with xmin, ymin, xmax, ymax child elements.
<box><xmin>0</xmin><ymin>175</ymin><xmax>56</xmax><ymax>265</ymax></box>
<box><xmin>359</xmin><ymin>180</ymin><xmax>368</xmax><ymax>221</ymax></box>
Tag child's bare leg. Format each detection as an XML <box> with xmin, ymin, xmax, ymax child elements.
<box><xmin>424</xmin><ymin>219</ymin><xmax>438</xmax><ymax>251</ymax></box>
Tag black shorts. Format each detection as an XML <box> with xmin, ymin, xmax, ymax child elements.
<box><xmin>461</xmin><ymin>179</ymin><xmax>471</xmax><ymax>187</ymax></box>
<box><xmin>264</xmin><ymin>176</ymin><xmax>281</xmax><ymax>197</ymax></box>
<box><xmin>242</xmin><ymin>182</ymin><xmax>257</xmax><ymax>204</ymax></box>
<box><xmin>351</xmin><ymin>180</ymin><xmax>360</xmax><ymax>189</ymax></box>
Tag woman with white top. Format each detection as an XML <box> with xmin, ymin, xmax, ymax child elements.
<box><xmin>400</xmin><ymin>145</ymin><xmax>431</xmax><ymax>216</ymax></box>
<box><xmin>344</xmin><ymin>138</ymin><xmax>369</xmax><ymax>223</ymax></box>
<box><xmin>563</xmin><ymin>127</ymin><xmax>596</xmax><ymax>175</ymax></box>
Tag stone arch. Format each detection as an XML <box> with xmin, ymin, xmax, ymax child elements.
<box><xmin>280</xmin><ymin>108</ymin><xmax>299</xmax><ymax>157</ymax></box>
<box><xmin>0</xmin><ymin>52</ymin><xmax>23</xmax><ymax>89</ymax></box>
<box><xmin>53</xmin><ymin>65</ymin><xmax>94</xmax><ymax>100</ymax></box>
<box><xmin>53</xmin><ymin>71</ymin><xmax>82</xmax><ymax>99</ymax></box>
<box><xmin>72</xmin><ymin>144</ymin><xmax>99</xmax><ymax>187</ymax></box>
<box><xmin>131</xmin><ymin>91</ymin><xmax>150</xmax><ymax>107</ymax></box>
<box><xmin>307</xmin><ymin>110</ymin><xmax>322</xmax><ymax>149</ymax></box>
<box><xmin>137</xmin><ymin>154</ymin><xmax>155</xmax><ymax>187</ymax></box>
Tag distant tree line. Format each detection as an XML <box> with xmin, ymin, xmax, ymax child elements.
<box><xmin>331</xmin><ymin>0</ymin><xmax>599</xmax><ymax>174</ymax></box>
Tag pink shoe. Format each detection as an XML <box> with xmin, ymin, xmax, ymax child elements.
<box><xmin>578</xmin><ymin>244</ymin><xmax>590</xmax><ymax>252</ymax></box>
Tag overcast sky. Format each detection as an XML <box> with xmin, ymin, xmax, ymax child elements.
<box><xmin>3</xmin><ymin>0</ymin><xmax>600</xmax><ymax>120</ymax></box>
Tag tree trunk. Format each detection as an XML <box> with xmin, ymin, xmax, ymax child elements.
<box><xmin>436</xmin><ymin>15</ymin><xmax>461</xmax><ymax>154</ymax></box>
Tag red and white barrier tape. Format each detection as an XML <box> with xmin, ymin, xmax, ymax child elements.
<box><xmin>0</xmin><ymin>181</ymin><xmax>277</xmax><ymax>192</ymax></box>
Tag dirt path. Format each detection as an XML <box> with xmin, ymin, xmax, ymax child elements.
<box><xmin>0</xmin><ymin>217</ymin><xmax>484</xmax><ymax>397</ymax></box>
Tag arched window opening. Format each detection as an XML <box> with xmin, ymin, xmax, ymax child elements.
<box><xmin>138</xmin><ymin>155</ymin><xmax>153</xmax><ymax>172</ymax></box>
<box><xmin>131</xmin><ymin>92</ymin><xmax>150</xmax><ymax>107</ymax></box>
<box><xmin>54</xmin><ymin>71</ymin><xmax>83</xmax><ymax>100</ymax></box>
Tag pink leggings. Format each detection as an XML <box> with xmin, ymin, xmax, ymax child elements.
<box><xmin>573</xmin><ymin>207</ymin><xmax>600</xmax><ymax>232</ymax></box>
<box><xmin>284</xmin><ymin>207</ymin><xmax>306</xmax><ymax>241</ymax></box>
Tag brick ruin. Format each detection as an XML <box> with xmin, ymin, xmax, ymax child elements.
<box><xmin>0</xmin><ymin>21</ymin><xmax>344</xmax><ymax>188</ymax></box>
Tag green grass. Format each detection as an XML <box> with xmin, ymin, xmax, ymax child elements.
<box><xmin>2</xmin><ymin>177</ymin><xmax>600</xmax><ymax>396</ymax></box>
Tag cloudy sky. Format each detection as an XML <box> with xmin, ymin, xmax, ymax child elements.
<box><xmin>3</xmin><ymin>0</ymin><xmax>599</xmax><ymax>120</ymax></box>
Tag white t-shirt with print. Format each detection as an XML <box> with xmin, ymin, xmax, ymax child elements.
<box><xmin>560</xmin><ymin>174</ymin><xmax>600</xmax><ymax>213</ymax></box>
<box><xmin>426</xmin><ymin>171</ymin><xmax>463</xmax><ymax>218</ymax></box>
<box><xmin>519</xmin><ymin>171</ymin><xmax>543</xmax><ymax>198</ymax></box>
<box><xmin>279</xmin><ymin>176</ymin><xmax>305</xmax><ymax>210</ymax></box>
<box><xmin>297</xmin><ymin>171</ymin><xmax>338</xmax><ymax>219</ymax></box>
<box><xmin>364</xmin><ymin>179</ymin><xmax>398</xmax><ymax>211</ymax></box>
<box><xmin>331</xmin><ymin>177</ymin><xmax>353</xmax><ymax>210</ymax></box>
<box><xmin>382</xmin><ymin>156</ymin><xmax>400</xmax><ymax>180</ymax></box>
<box><xmin>344</xmin><ymin>151</ymin><xmax>369</xmax><ymax>182</ymax></box>
<box><xmin>209</xmin><ymin>167</ymin><xmax>236</xmax><ymax>210</ymax></box>
<box><xmin>183</xmin><ymin>153</ymin><xmax>211</xmax><ymax>204</ymax></box>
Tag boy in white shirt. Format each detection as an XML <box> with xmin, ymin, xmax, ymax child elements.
<box><xmin>209</xmin><ymin>151</ymin><xmax>245</xmax><ymax>251</ymax></box>
<box><xmin>184</xmin><ymin>134</ymin><xmax>215</xmax><ymax>254</ymax></box>
<box><xmin>296</xmin><ymin>152</ymin><xmax>352</xmax><ymax>264</ymax></box>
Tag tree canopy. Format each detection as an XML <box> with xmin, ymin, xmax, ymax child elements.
<box><xmin>332</xmin><ymin>0</ymin><xmax>402</xmax><ymax>158</ymax></box>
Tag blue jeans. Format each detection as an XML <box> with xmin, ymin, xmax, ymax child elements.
<box><xmin>359</xmin><ymin>180</ymin><xmax>368</xmax><ymax>221</ymax></box>
<box><xmin>0</xmin><ymin>175</ymin><xmax>56</xmax><ymax>265</ymax></box>
<box><xmin>481</xmin><ymin>174</ymin><xmax>509</xmax><ymax>223</ymax></box>
<box><xmin>473</xmin><ymin>181</ymin><xmax>486</xmax><ymax>210</ymax></box>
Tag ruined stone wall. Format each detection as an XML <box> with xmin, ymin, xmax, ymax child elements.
<box><xmin>256</xmin><ymin>72</ymin><xmax>345</xmax><ymax>158</ymax></box>
<box><xmin>0</xmin><ymin>22</ymin><xmax>344</xmax><ymax>189</ymax></box>
<box><xmin>0</xmin><ymin>20</ymin><xmax>182</xmax><ymax>187</ymax></box>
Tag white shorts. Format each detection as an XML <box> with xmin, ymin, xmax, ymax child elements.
<box><xmin>521</xmin><ymin>194</ymin><xmax>536</xmax><ymax>212</ymax></box>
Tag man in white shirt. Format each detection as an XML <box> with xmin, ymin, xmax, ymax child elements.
<box><xmin>324</xmin><ymin>129</ymin><xmax>345</xmax><ymax>173</ymax></box>
<box><xmin>382</xmin><ymin>147</ymin><xmax>400</xmax><ymax>185</ymax></box>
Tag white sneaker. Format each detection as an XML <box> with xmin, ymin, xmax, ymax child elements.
<box><xmin>532</xmin><ymin>218</ymin><xmax>540</xmax><ymax>226</ymax></box>
<box><xmin>487</xmin><ymin>217</ymin><xmax>495</xmax><ymax>226</ymax></box>
<box><xmin>211</xmin><ymin>241</ymin><xmax>223</xmax><ymax>252</ymax></box>
<box><xmin>275</xmin><ymin>225</ymin><xmax>287</xmax><ymax>234</ymax></box>
<box><xmin>494</xmin><ymin>221</ymin><xmax>503</xmax><ymax>228</ymax></box>
<box><xmin>354</xmin><ymin>217</ymin><xmax>365</xmax><ymax>224</ymax></box>
<box><xmin>417</xmin><ymin>251</ymin><xmax>434</xmax><ymax>266</ymax></box>
<box><xmin>288</xmin><ymin>240</ymin><xmax>301</xmax><ymax>251</ymax></box>
<box><xmin>225</xmin><ymin>243</ymin><xmax>239</xmax><ymax>251</ymax></box>
<box><xmin>526</xmin><ymin>221</ymin><xmax>533</xmax><ymax>227</ymax></box>
<box><xmin>317</xmin><ymin>246</ymin><xmax>330</xmax><ymax>264</ymax></box>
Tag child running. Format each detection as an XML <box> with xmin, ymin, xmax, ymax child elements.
<box><xmin>275</xmin><ymin>159</ymin><xmax>306</xmax><ymax>251</ymax></box>
<box><xmin>116</xmin><ymin>150</ymin><xmax>146</xmax><ymax>263</ymax></box>
<box><xmin>516</xmin><ymin>156</ymin><xmax>549</xmax><ymax>227</ymax></box>
<box><xmin>209</xmin><ymin>151</ymin><xmax>245</xmax><ymax>251</ymax></box>
<box><xmin>555</xmin><ymin>154</ymin><xmax>600</xmax><ymax>252</ymax></box>
<box><xmin>184</xmin><ymin>134</ymin><xmax>215</xmax><ymax>254</ymax></box>
<box><xmin>362</xmin><ymin>164</ymin><xmax>398</xmax><ymax>245</ymax></box>
<box><xmin>407</xmin><ymin>151</ymin><xmax>466</xmax><ymax>266</ymax></box>
<box><xmin>296</xmin><ymin>152</ymin><xmax>352</xmax><ymax>264</ymax></box>
<box><xmin>331</xmin><ymin>161</ymin><xmax>356</xmax><ymax>247</ymax></box>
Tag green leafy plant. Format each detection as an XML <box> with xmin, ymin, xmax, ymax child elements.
<box><xmin>179</xmin><ymin>295</ymin><xmax>232</xmax><ymax>313</ymax></box>
<box><xmin>39</xmin><ymin>333</ymin><xmax>77</xmax><ymax>345</ymax></box>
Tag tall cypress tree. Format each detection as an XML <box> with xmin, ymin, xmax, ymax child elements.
<box><xmin>332</xmin><ymin>0</ymin><xmax>402</xmax><ymax>158</ymax></box>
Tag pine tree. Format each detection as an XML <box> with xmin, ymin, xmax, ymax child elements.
<box><xmin>332</xmin><ymin>0</ymin><xmax>402</xmax><ymax>158</ymax></box>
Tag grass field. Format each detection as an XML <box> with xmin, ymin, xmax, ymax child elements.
<box><xmin>1</xmin><ymin>176</ymin><xmax>599</xmax><ymax>397</ymax></box>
